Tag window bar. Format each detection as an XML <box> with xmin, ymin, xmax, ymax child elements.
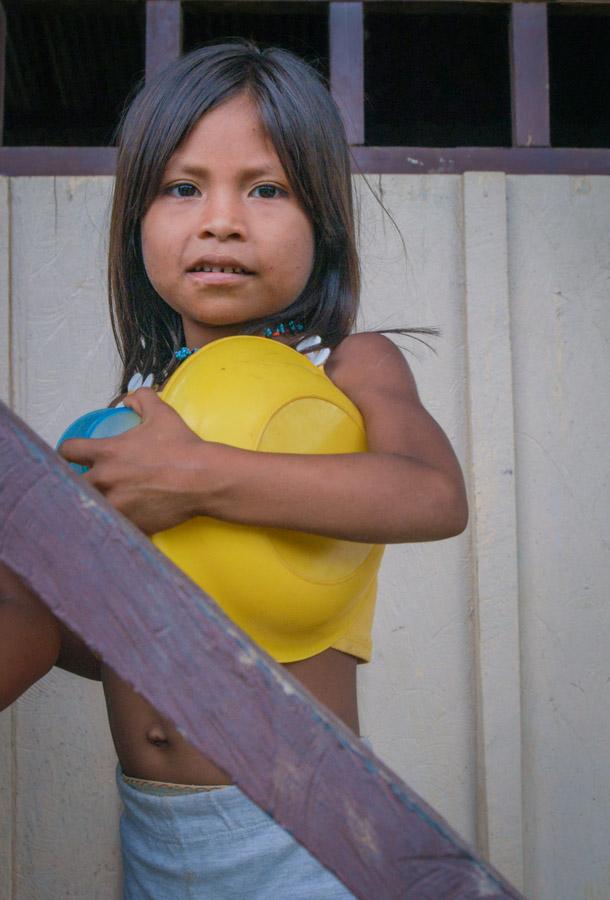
<box><xmin>510</xmin><ymin>2</ymin><xmax>550</xmax><ymax>148</ymax></box>
<box><xmin>329</xmin><ymin>2</ymin><xmax>364</xmax><ymax>146</ymax></box>
<box><xmin>146</xmin><ymin>0</ymin><xmax>183</xmax><ymax>83</ymax></box>
<box><xmin>0</xmin><ymin>1</ymin><xmax>6</xmax><ymax>145</ymax></box>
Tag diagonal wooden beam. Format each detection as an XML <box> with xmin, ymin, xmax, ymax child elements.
<box><xmin>0</xmin><ymin>400</ymin><xmax>524</xmax><ymax>900</ymax></box>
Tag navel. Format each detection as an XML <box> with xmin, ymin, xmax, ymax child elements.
<box><xmin>146</xmin><ymin>723</ymin><xmax>170</xmax><ymax>748</ymax></box>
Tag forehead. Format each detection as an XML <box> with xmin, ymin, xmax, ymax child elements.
<box><xmin>165</xmin><ymin>93</ymin><xmax>284</xmax><ymax>175</ymax></box>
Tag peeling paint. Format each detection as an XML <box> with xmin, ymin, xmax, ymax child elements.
<box><xmin>343</xmin><ymin>796</ymin><xmax>381</xmax><ymax>858</ymax></box>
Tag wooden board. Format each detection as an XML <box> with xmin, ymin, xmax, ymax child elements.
<box><xmin>0</xmin><ymin>400</ymin><xmax>524</xmax><ymax>899</ymax></box>
<box><xmin>463</xmin><ymin>173</ymin><xmax>523</xmax><ymax>885</ymax></box>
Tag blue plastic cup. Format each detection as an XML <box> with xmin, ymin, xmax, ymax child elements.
<box><xmin>56</xmin><ymin>407</ymin><xmax>142</xmax><ymax>474</ymax></box>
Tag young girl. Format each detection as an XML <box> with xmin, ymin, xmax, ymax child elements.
<box><xmin>2</xmin><ymin>41</ymin><xmax>467</xmax><ymax>898</ymax></box>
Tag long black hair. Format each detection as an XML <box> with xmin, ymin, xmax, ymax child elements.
<box><xmin>109</xmin><ymin>41</ymin><xmax>361</xmax><ymax>391</ymax></box>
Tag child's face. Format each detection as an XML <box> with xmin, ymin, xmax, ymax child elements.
<box><xmin>141</xmin><ymin>92</ymin><xmax>315</xmax><ymax>347</ymax></box>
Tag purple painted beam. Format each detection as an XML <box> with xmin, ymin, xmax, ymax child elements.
<box><xmin>350</xmin><ymin>145</ymin><xmax>610</xmax><ymax>175</ymax></box>
<box><xmin>0</xmin><ymin>400</ymin><xmax>525</xmax><ymax>900</ymax></box>
<box><xmin>0</xmin><ymin>146</ymin><xmax>117</xmax><ymax>175</ymax></box>
<box><xmin>510</xmin><ymin>3</ymin><xmax>550</xmax><ymax>148</ymax></box>
<box><xmin>3</xmin><ymin>145</ymin><xmax>610</xmax><ymax>177</ymax></box>
<box><xmin>145</xmin><ymin>0</ymin><xmax>182</xmax><ymax>83</ymax></box>
<box><xmin>330</xmin><ymin>2</ymin><xmax>365</xmax><ymax>145</ymax></box>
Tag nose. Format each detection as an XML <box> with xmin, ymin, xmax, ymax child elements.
<box><xmin>197</xmin><ymin>190</ymin><xmax>245</xmax><ymax>242</ymax></box>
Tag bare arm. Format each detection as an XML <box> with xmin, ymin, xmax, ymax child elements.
<box><xmin>199</xmin><ymin>333</ymin><xmax>467</xmax><ymax>542</ymax></box>
<box><xmin>0</xmin><ymin>562</ymin><xmax>61</xmax><ymax>710</ymax></box>
<box><xmin>0</xmin><ymin>563</ymin><xmax>100</xmax><ymax>710</ymax></box>
<box><xmin>60</xmin><ymin>333</ymin><xmax>467</xmax><ymax>544</ymax></box>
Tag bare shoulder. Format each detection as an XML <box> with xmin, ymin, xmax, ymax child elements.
<box><xmin>325</xmin><ymin>332</ymin><xmax>420</xmax><ymax>406</ymax></box>
<box><xmin>324</xmin><ymin>332</ymin><xmax>467</xmax><ymax>532</ymax></box>
<box><xmin>324</xmin><ymin>332</ymin><xmax>460</xmax><ymax>476</ymax></box>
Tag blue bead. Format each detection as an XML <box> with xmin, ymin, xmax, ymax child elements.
<box><xmin>263</xmin><ymin>321</ymin><xmax>304</xmax><ymax>339</ymax></box>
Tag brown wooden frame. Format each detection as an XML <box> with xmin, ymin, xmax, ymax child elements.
<box><xmin>1</xmin><ymin>0</ymin><xmax>609</xmax><ymax>174</ymax></box>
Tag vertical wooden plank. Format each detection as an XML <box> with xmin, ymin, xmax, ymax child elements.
<box><xmin>0</xmin><ymin>1</ymin><xmax>5</xmax><ymax>145</ymax></box>
<box><xmin>0</xmin><ymin>172</ymin><xmax>13</xmax><ymax>900</ymax></box>
<box><xmin>10</xmin><ymin>176</ymin><xmax>119</xmax><ymax>440</ymax></box>
<box><xmin>463</xmin><ymin>172</ymin><xmax>524</xmax><ymax>890</ymax></box>
<box><xmin>0</xmin><ymin>709</ymin><xmax>14</xmax><ymax>900</ymax></box>
<box><xmin>329</xmin><ymin>2</ymin><xmax>364</xmax><ymax>145</ymax></box>
<box><xmin>145</xmin><ymin>0</ymin><xmax>182</xmax><ymax>83</ymax></box>
<box><xmin>357</xmin><ymin>174</ymin><xmax>477</xmax><ymax>849</ymax></box>
<box><xmin>0</xmin><ymin>176</ymin><xmax>8</xmax><ymax>405</ymax></box>
<box><xmin>10</xmin><ymin>177</ymin><xmax>122</xmax><ymax>898</ymax></box>
<box><xmin>510</xmin><ymin>3</ymin><xmax>550</xmax><ymax>148</ymax></box>
<box><xmin>507</xmin><ymin>175</ymin><xmax>610</xmax><ymax>900</ymax></box>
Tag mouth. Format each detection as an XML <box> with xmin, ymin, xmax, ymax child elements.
<box><xmin>187</xmin><ymin>262</ymin><xmax>254</xmax><ymax>276</ymax></box>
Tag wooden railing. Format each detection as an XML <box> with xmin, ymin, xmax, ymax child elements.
<box><xmin>0</xmin><ymin>399</ymin><xmax>524</xmax><ymax>899</ymax></box>
<box><xmin>2</xmin><ymin>0</ymin><xmax>610</xmax><ymax>176</ymax></box>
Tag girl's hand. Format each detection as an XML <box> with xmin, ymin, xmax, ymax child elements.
<box><xmin>59</xmin><ymin>389</ymin><xmax>208</xmax><ymax>535</ymax></box>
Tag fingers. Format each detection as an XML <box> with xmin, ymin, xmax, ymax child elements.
<box><xmin>58</xmin><ymin>437</ymin><xmax>101</xmax><ymax>467</ymax></box>
<box><xmin>59</xmin><ymin>434</ymin><xmax>128</xmax><ymax>468</ymax></box>
<box><xmin>122</xmin><ymin>386</ymin><xmax>165</xmax><ymax>419</ymax></box>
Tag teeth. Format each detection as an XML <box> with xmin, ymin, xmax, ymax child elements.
<box><xmin>193</xmin><ymin>265</ymin><xmax>247</xmax><ymax>274</ymax></box>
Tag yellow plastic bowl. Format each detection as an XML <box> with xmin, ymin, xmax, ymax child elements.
<box><xmin>154</xmin><ymin>336</ymin><xmax>383</xmax><ymax>662</ymax></box>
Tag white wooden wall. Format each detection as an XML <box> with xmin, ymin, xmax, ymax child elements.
<box><xmin>1</xmin><ymin>174</ymin><xmax>608</xmax><ymax>900</ymax></box>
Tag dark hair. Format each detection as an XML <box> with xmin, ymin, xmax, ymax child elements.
<box><xmin>109</xmin><ymin>41</ymin><xmax>360</xmax><ymax>391</ymax></box>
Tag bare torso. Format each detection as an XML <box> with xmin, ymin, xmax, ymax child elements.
<box><xmin>92</xmin><ymin>332</ymin><xmax>466</xmax><ymax>785</ymax></box>
<box><xmin>99</xmin><ymin>341</ymin><xmax>368</xmax><ymax>784</ymax></box>
<box><xmin>102</xmin><ymin>647</ymin><xmax>359</xmax><ymax>784</ymax></box>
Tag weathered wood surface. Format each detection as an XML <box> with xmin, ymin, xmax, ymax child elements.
<box><xmin>463</xmin><ymin>173</ymin><xmax>524</xmax><ymax>886</ymax></box>
<box><xmin>0</xmin><ymin>400</ymin><xmax>524</xmax><ymax>900</ymax></box>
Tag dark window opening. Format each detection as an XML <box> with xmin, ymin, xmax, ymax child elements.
<box><xmin>182</xmin><ymin>1</ymin><xmax>329</xmax><ymax>80</ymax></box>
<box><xmin>364</xmin><ymin>2</ymin><xmax>511</xmax><ymax>147</ymax></box>
<box><xmin>3</xmin><ymin>0</ymin><xmax>145</xmax><ymax>147</ymax></box>
<box><xmin>549</xmin><ymin>4</ymin><xmax>610</xmax><ymax>148</ymax></box>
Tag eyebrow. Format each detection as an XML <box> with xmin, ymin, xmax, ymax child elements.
<box><xmin>167</xmin><ymin>162</ymin><xmax>284</xmax><ymax>181</ymax></box>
